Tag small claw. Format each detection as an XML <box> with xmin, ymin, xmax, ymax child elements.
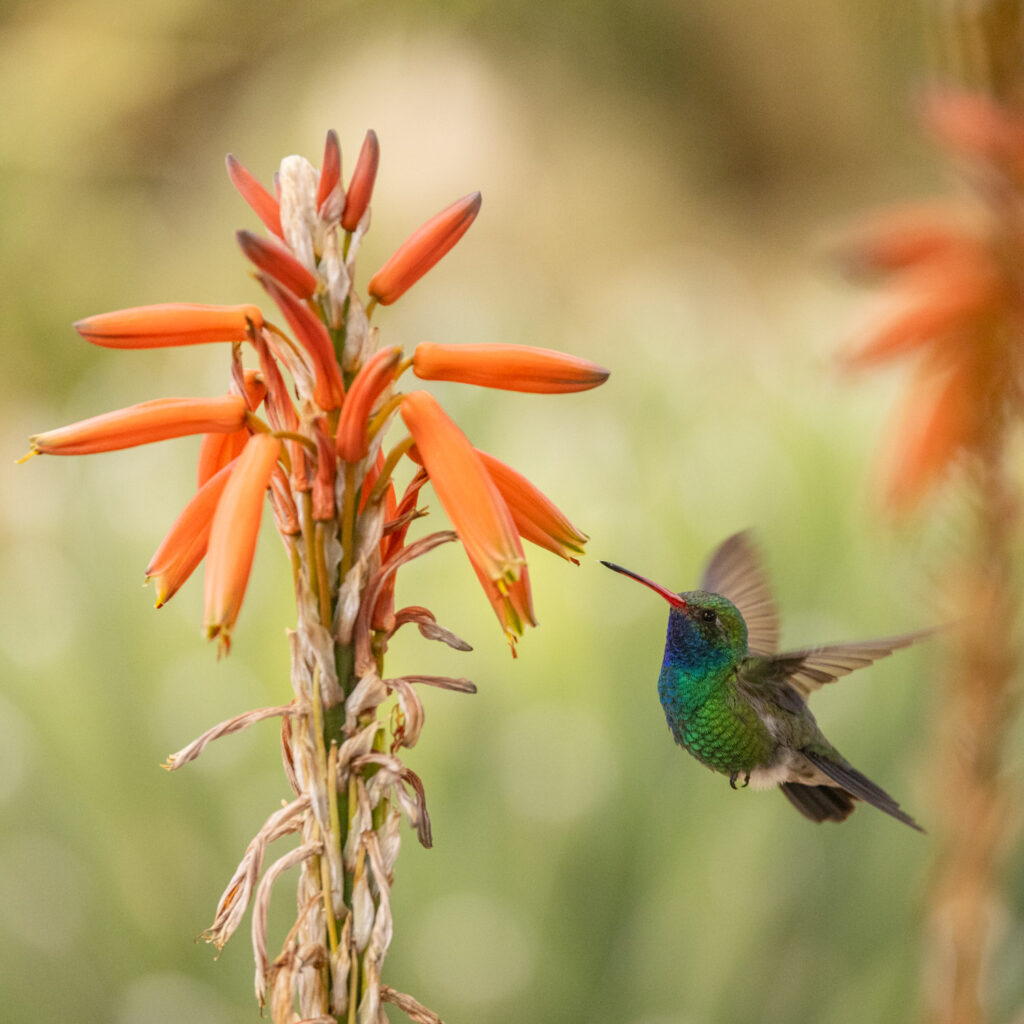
<box><xmin>730</xmin><ymin>771</ymin><xmax>739</xmax><ymax>790</ymax></box>
<box><xmin>729</xmin><ymin>771</ymin><xmax>751</xmax><ymax>790</ymax></box>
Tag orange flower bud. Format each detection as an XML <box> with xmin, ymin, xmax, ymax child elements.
<box><xmin>317</xmin><ymin>129</ymin><xmax>343</xmax><ymax>221</ymax></box>
<box><xmin>335</xmin><ymin>346</ymin><xmax>402</xmax><ymax>461</ymax></box>
<box><xmin>74</xmin><ymin>303</ymin><xmax>262</xmax><ymax>349</ymax></box>
<box><xmin>147</xmin><ymin>457</ymin><xmax>238</xmax><ymax>607</ymax></box>
<box><xmin>368</xmin><ymin>192</ymin><xmax>481</xmax><ymax>306</ymax></box>
<box><xmin>26</xmin><ymin>395</ymin><xmax>248</xmax><ymax>457</ymax></box>
<box><xmin>237</xmin><ymin>231</ymin><xmax>318</xmax><ymax>300</ymax></box>
<box><xmin>475</xmin><ymin>449</ymin><xmax>588</xmax><ymax>562</ymax></box>
<box><xmin>412</xmin><ymin>342</ymin><xmax>610</xmax><ymax>394</ymax></box>
<box><xmin>226</xmin><ymin>153</ymin><xmax>283</xmax><ymax>238</ymax></box>
<box><xmin>204</xmin><ymin>434</ymin><xmax>282</xmax><ymax>653</ymax></box>
<box><xmin>259</xmin><ymin>274</ymin><xmax>345</xmax><ymax>410</ymax></box>
<box><xmin>341</xmin><ymin>129</ymin><xmax>379</xmax><ymax>232</ymax></box>
<box><xmin>312</xmin><ymin>418</ymin><xmax>336</xmax><ymax>520</ymax></box>
<box><xmin>400</xmin><ymin>390</ymin><xmax>525</xmax><ymax>599</ymax></box>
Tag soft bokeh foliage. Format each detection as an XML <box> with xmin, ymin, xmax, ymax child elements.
<box><xmin>4</xmin><ymin>2</ymin><xmax>1019</xmax><ymax>1024</ymax></box>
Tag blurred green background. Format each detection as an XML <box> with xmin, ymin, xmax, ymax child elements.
<box><xmin>3</xmin><ymin>1</ymin><xmax>1019</xmax><ymax>1022</ymax></box>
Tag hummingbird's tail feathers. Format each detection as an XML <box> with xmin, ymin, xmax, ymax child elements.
<box><xmin>777</xmin><ymin>628</ymin><xmax>934</xmax><ymax>698</ymax></box>
<box><xmin>803</xmin><ymin>750</ymin><xmax>925</xmax><ymax>832</ymax></box>
<box><xmin>780</xmin><ymin>781</ymin><xmax>856</xmax><ymax>823</ymax></box>
<box><xmin>699</xmin><ymin>531</ymin><xmax>780</xmax><ymax>656</ymax></box>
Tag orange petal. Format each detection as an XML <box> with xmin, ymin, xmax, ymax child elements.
<box><xmin>259</xmin><ymin>274</ymin><xmax>345</xmax><ymax>410</ymax></box>
<box><xmin>400</xmin><ymin>390</ymin><xmax>524</xmax><ymax>589</ymax></box>
<box><xmin>237</xmin><ymin>231</ymin><xmax>318</xmax><ymax>300</ymax></box>
<box><xmin>475</xmin><ymin>449</ymin><xmax>588</xmax><ymax>561</ymax></box>
<box><xmin>334</xmin><ymin>346</ymin><xmax>402</xmax><ymax>462</ymax></box>
<box><xmin>341</xmin><ymin>129</ymin><xmax>380</xmax><ymax>232</ymax></box>
<box><xmin>841</xmin><ymin>248</ymin><xmax>1002</xmax><ymax>369</ymax></box>
<box><xmin>226</xmin><ymin>154</ymin><xmax>284</xmax><ymax>238</ymax></box>
<box><xmin>147</xmin><ymin>457</ymin><xmax>239</xmax><ymax>607</ymax></box>
<box><xmin>882</xmin><ymin>363</ymin><xmax>976</xmax><ymax>512</ymax></box>
<box><xmin>28</xmin><ymin>395</ymin><xmax>247</xmax><ymax>456</ymax></box>
<box><xmin>465</xmin><ymin>549</ymin><xmax>536</xmax><ymax>651</ymax></box>
<box><xmin>368</xmin><ymin>192</ymin><xmax>481</xmax><ymax>306</ymax></box>
<box><xmin>317</xmin><ymin>129</ymin><xmax>343</xmax><ymax>221</ymax></box>
<box><xmin>204</xmin><ymin>434</ymin><xmax>281</xmax><ymax>653</ymax></box>
<box><xmin>413</xmin><ymin>342</ymin><xmax>610</xmax><ymax>393</ymax></box>
<box><xmin>74</xmin><ymin>303</ymin><xmax>262</xmax><ymax>349</ymax></box>
<box><xmin>312</xmin><ymin>417</ymin><xmax>336</xmax><ymax>520</ymax></box>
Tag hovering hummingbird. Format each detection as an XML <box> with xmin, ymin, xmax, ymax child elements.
<box><xmin>602</xmin><ymin>532</ymin><xmax>926</xmax><ymax>831</ymax></box>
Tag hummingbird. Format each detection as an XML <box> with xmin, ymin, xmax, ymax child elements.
<box><xmin>602</xmin><ymin>532</ymin><xmax>926</xmax><ymax>831</ymax></box>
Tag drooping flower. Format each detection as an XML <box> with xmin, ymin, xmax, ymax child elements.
<box><xmin>412</xmin><ymin>342</ymin><xmax>610</xmax><ymax>393</ymax></box>
<box><xmin>74</xmin><ymin>303</ymin><xmax>263</xmax><ymax>349</ymax></box>
<box><xmin>203</xmin><ymin>434</ymin><xmax>281</xmax><ymax>653</ymax></box>
<box><xmin>148</xmin><ymin>457</ymin><xmax>239</xmax><ymax>607</ymax></box>
<box><xmin>368</xmin><ymin>192</ymin><xmax>481</xmax><ymax>306</ymax></box>
<box><xmin>475</xmin><ymin>448</ymin><xmax>589</xmax><ymax>561</ymax></box>
<box><xmin>400</xmin><ymin>390</ymin><xmax>528</xmax><ymax>627</ymax></box>
<box><xmin>25</xmin><ymin>395</ymin><xmax>248</xmax><ymax>457</ymax></box>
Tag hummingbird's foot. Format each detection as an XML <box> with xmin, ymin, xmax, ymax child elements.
<box><xmin>729</xmin><ymin>771</ymin><xmax>751</xmax><ymax>790</ymax></box>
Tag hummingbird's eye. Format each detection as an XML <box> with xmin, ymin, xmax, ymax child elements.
<box><xmin>700</xmin><ymin>608</ymin><xmax>717</xmax><ymax>623</ymax></box>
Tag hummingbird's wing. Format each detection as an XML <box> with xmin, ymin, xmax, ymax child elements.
<box><xmin>772</xmin><ymin>630</ymin><xmax>931</xmax><ymax>698</ymax></box>
<box><xmin>701</xmin><ymin>531</ymin><xmax>779</xmax><ymax>656</ymax></box>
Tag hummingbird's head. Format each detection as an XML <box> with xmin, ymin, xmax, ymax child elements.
<box><xmin>600</xmin><ymin>562</ymin><xmax>748</xmax><ymax>668</ymax></box>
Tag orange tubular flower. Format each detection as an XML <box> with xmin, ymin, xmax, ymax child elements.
<box><xmin>400</xmin><ymin>390</ymin><xmax>526</xmax><ymax>617</ymax></box>
<box><xmin>341</xmin><ymin>129</ymin><xmax>380</xmax><ymax>232</ymax></box>
<box><xmin>197</xmin><ymin>370</ymin><xmax>264</xmax><ymax>486</ymax></box>
<box><xmin>26</xmin><ymin>395</ymin><xmax>248</xmax><ymax>457</ymax></box>
<box><xmin>413</xmin><ymin>342</ymin><xmax>610</xmax><ymax>393</ymax></box>
<box><xmin>466</xmin><ymin>552</ymin><xmax>536</xmax><ymax>652</ymax></box>
<box><xmin>259</xmin><ymin>275</ymin><xmax>345</xmax><ymax>410</ymax></box>
<box><xmin>204</xmin><ymin>434</ymin><xmax>281</xmax><ymax>653</ymax></box>
<box><xmin>316</xmin><ymin>129</ymin><xmax>343</xmax><ymax>221</ymax></box>
<box><xmin>226</xmin><ymin>154</ymin><xmax>283</xmax><ymax>238</ymax></box>
<box><xmin>237</xmin><ymin>231</ymin><xmax>318</xmax><ymax>300</ymax></box>
<box><xmin>368</xmin><ymin>192</ymin><xmax>481</xmax><ymax>306</ymax></box>
<box><xmin>334</xmin><ymin>345</ymin><xmax>402</xmax><ymax>461</ymax></box>
<box><xmin>147</xmin><ymin>458</ymin><xmax>239</xmax><ymax>607</ymax></box>
<box><xmin>475</xmin><ymin>449</ymin><xmax>589</xmax><ymax>562</ymax></box>
<box><xmin>74</xmin><ymin>303</ymin><xmax>263</xmax><ymax>349</ymax></box>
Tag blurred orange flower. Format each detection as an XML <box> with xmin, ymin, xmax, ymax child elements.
<box><xmin>841</xmin><ymin>87</ymin><xmax>1024</xmax><ymax>510</ymax></box>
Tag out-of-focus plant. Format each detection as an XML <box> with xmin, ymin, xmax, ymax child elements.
<box><xmin>21</xmin><ymin>129</ymin><xmax>608</xmax><ymax>1023</ymax></box>
<box><xmin>839</xmin><ymin>77</ymin><xmax>1024</xmax><ymax>1024</ymax></box>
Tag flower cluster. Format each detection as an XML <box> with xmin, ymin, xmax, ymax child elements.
<box><xmin>839</xmin><ymin>89</ymin><xmax>1024</xmax><ymax>510</ymax></box>
<box><xmin>23</xmin><ymin>129</ymin><xmax>608</xmax><ymax>1022</ymax></box>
